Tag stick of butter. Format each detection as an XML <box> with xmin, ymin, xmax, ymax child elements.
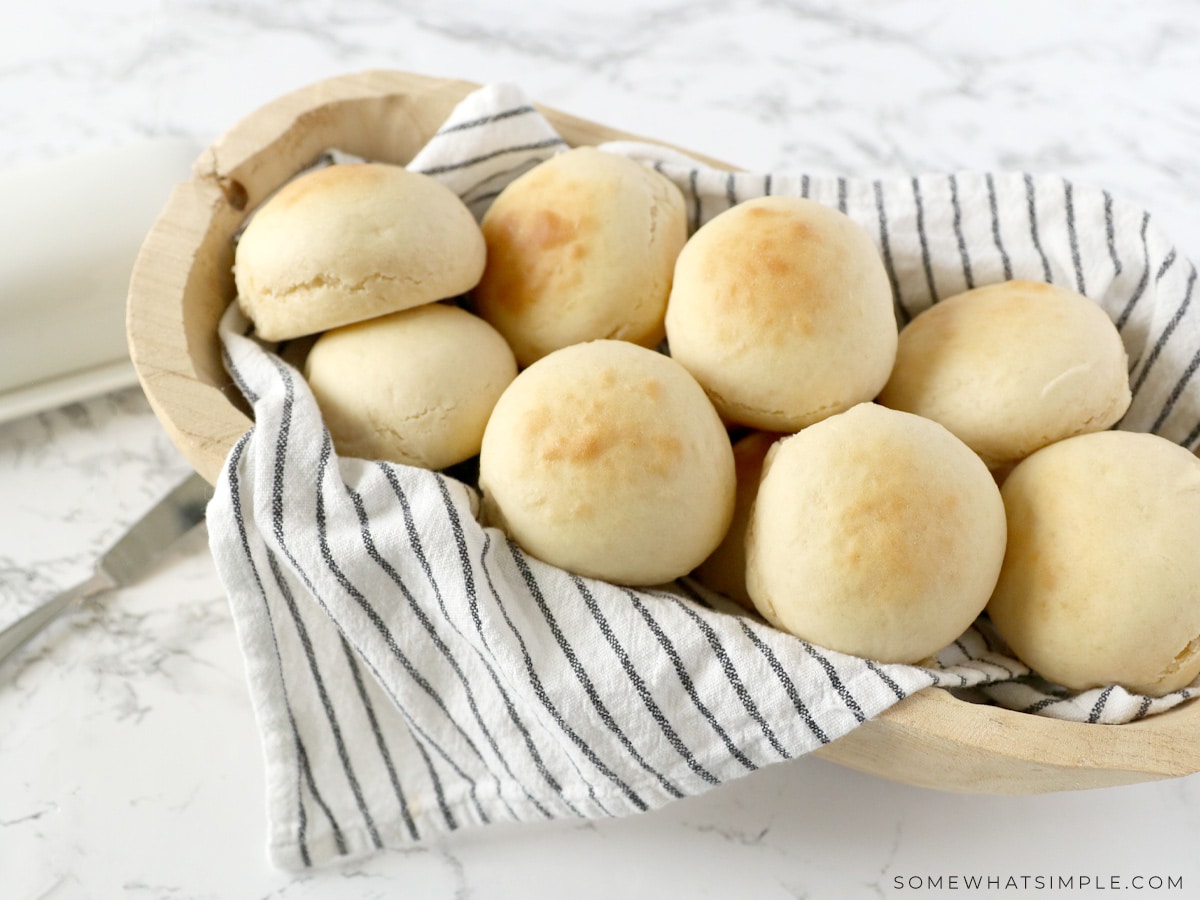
<box><xmin>0</xmin><ymin>137</ymin><xmax>200</xmax><ymax>422</ymax></box>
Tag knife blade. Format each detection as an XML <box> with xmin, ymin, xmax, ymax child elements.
<box><xmin>0</xmin><ymin>471</ymin><xmax>214</xmax><ymax>667</ymax></box>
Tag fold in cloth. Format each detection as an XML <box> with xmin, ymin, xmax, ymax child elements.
<box><xmin>207</xmin><ymin>84</ymin><xmax>1200</xmax><ymax>870</ymax></box>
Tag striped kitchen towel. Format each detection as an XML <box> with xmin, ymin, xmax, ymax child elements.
<box><xmin>207</xmin><ymin>83</ymin><xmax>1200</xmax><ymax>870</ymax></box>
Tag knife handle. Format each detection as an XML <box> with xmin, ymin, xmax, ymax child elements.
<box><xmin>0</xmin><ymin>571</ymin><xmax>114</xmax><ymax>668</ymax></box>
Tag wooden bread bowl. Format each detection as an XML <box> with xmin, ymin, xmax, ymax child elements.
<box><xmin>126</xmin><ymin>69</ymin><xmax>1200</xmax><ymax>795</ymax></box>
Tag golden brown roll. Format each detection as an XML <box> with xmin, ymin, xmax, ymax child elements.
<box><xmin>304</xmin><ymin>303</ymin><xmax>516</xmax><ymax>470</ymax></box>
<box><xmin>473</xmin><ymin>147</ymin><xmax>688</xmax><ymax>366</ymax></box>
<box><xmin>745</xmin><ymin>403</ymin><xmax>1007</xmax><ymax>663</ymax></box>
<box><xmin>234</xmin><ymin>163</ymin><xmax>486</xmax><ymax>340</ymax></box>
<box><xmin>987</xmin><ymin>430</ymin><xmax>1200</xmax><ymax>696</ymax></box>
<box><xmin>692</xmin><ymin>430</ymin><xmax>781</xmax><ymax>608</ymax></box>
<box><xmin>478</xmin><ymin>340</ymin><xmax>735</xmax><ymax>586</ymax></box>
<box><xmin>664</xmin><ymin>196</ymin><xmax>897</xmax><ymax>431</ymax></box>
<box><xmin>878</xmin><ymin>279</ymin><xmax>1131</xmax><ymax>470</ymax></box>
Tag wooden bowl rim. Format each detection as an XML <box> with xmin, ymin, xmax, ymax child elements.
<box><xmin>125</xmin><ymin>68</ymin><xmax>1200</xmax><ymax>793</ymax></box>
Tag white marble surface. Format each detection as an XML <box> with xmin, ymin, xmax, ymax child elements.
<box><xmin>3</xmin><ymin>1</ymin><xmax>1200</xmax><ymax>897</ymax></box>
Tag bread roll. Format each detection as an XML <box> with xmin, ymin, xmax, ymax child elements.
<box><xmin>304</xmin><ymin>303</ymin><xmax>516</xmax><ymax>470</ymax></box>
<box><xmin>878</xmin><ymin>279</ymin><xmax>1131</xmax><ymax>470</ymax></box>
<box><xmin>665</xmin><ymin>196</ymin><xmax>897</xmax><ymax>431</ymax></box>
<box><xmin>745</xmin><ymin>403</ymin><xmax>1007</xmax><ymax>663</ymax></box>
<box><xmin>987</xmin><ymin>430</ymin><xmax>1200</xmax><ymax>696</ymax></box>
<box><xmin>473</xmin><ymin>147</ymin><xmax>688</xmax><ymax>366</ymax></box>
<box><xmin>692</xmin><ymin>430</ymin><xmax>780</xmax><ymax>608</ymax></box>
<box><xmin>235</xmin><ymin>163</ymin><xmax>486</xmax><ymax>341</ymax></box>
<box><xmin>479</xmin><ymin>340</ymin><xmax>735</xmax><ymax>586</ymax></box>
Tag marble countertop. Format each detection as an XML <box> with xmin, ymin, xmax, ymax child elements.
<box><xmin>3</xmin><ymin>2</ymin><xmax>1199</xmax><ymax>897</ymax></box>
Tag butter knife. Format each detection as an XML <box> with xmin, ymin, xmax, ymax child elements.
<box><xmin>0</xmin><ymin>472</ymin><xmax>214</xmax><ymax>667</ymax></box>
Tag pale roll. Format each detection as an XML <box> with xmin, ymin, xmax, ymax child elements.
<box><xmin>473</xmin><ymin>147</ymin><xmax>688</xmax><ymax>366</ymax></box>
<box><xmin>878</xmin><ymin>279</ymin><xmax>1131</xmax><ymax>470</ymax></box>
<box><xmin>479</xmin><ymin>340</ymin><xmax>735</xmax><ymax>586</ymax></box>
<box><xmin>745</xmin><ymin>403</ymin><xmax>1007</xmax><ymax>663</ymax></box>
<box><xmin>304</xmin><ymin>303</ymin><xmax>516</xmax><ymax>470</ymax></box>
<box><xmin>665</xmin><ymin>196</ymin><xmax>897</xmax><ymax>431</ymax></box>
<box><xmin>987</xmin><ymin>430</ymin><xmax>1200</xmax><ymax>696</ymax></box>
<box><xmin>234</xmin><ymin>163</ymin><xmax>486</xmax><ymax>340</ymax></box>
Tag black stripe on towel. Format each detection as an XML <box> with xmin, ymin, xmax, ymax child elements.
<box><xmin>406</xmin><ymin>723</ymin><xmax>457</xmax><ymax>830</ymax></box>
<box><xmin>339</xmin><ymin>637</ymin><xmax>420</xmax><ymax>841</ymax></box>
<box><xmin>263</xmin><ymin>369</ymin><xmax>365</xmax><ymax>855</ymax></box>
<box><xmin>1020</xmin><ymin>694</ymin><xmax>1066</xmax><ymax>715</ymax></box>
<box><xmin>800</xmin><ymin>641</ymin><xmax>867</xmax><ymax>723</ymax></box>
<box><xmin>949</xmin><ymin>174</ymin><xmax>974</xmax><ymax>290</ymax></box>
<box><xmin>979</xmin><ymin>655</ymin><xmax>1021</xmax><ymax>682</ymax></box>
<box><xmin>912</xmin><ymin>176</ymin><xmax>938</xmax><ymax>304</ymax></box>
<box><xmin>412</xmin><ymin>137</ymin><xmax>567</xmax><ymax>176</ymax></box>
<box><xmin>309</xmin><ymin>449</ymin><xmax>503</xmax><ymax>826</ymax></box>
<box><xmin>475</xmin><ymin>536</ymin><xmax>616</xmax><ymax>817</ymax></box>
<box><xmin>350</xmin><ymin>473</ymin><xmax>553</xmax><ymax>821</ymax></box>
<box><xmin>865</xmin><ymin>659</ymin><xmax>906</xmax><ymax>701</ymax></box>
<box><xmin>1023</xmin><ymin>174</ymin><xmax>1053</xmax><ymax>283</ymax></box>
<box><xmin>1115</xmin><ymin>213</ymin><xmax>1153</xmax><ymax>331</ymax></box>
<box><xmin>459</xmin><ymin>158</ymin><xmax>549</xmax><ymax>207</ymax></box>
<box><xmin>661</xmin><ymin>591</ymin><xmax>790</xmax><ymax>761</ymax></box>
<box><xmin>736</xmin><ymin>620</ymin><xmax>830</xmax><ymax>745</ymax></box>
<box><xmin>1184</xmin><ymin>414</ymin><xmax>1200</xmax><ymax>450</ymax></box>
<box><xmin>222</xmin><ymin>343</ymin><xmax>260</xmax><ymax>405</ymax></box>
<box><xmin>429</xmin><ymin>475</ymin><xmax>583</xmax><ymax>817</ymax></box>
<box><xmin>1087</xmin><ymin>685</ymin><xmax>1115</xmax><ymax>723</ymax></box>
<box><xmin>1103</xmin><ymin>191</ymin><xmax>1122</xmax><ymax>276</ymax></box>
<box><xmin>873</xmin><ymin>180</ymin><xmax>906</xmax><ymax>325</ymax></box>
<box><xmin>265</xmin><ymin>549</ymin><xmax>352</xmax><ymax>856</ymax></box>
<box><xmin>1150</xmin><ymin>344</ymin><xmax>1200</xmax><ymax>435</ymax></box>
<box><xmin>227</xmin><ymin>434</ymin><xmax>317</xmax><ymax>867</ymax></box>
<box><xmin>1132</xmin><ymin>695</ymin><xmax>1154</xmax><ymax>721</ymax></box>
<box><xmin>1131</xmin><ymin>264</ymin><xmax>1196</xmax><ymax>396</ymax></box>
<box><xmin>508</xmin><ymin>546</ymin><xmax>650</xmax><ymax>811</ymax></box>
<box><xmin>267</xmin><ymin>361</ymin><xmax>481</xmax><ymax>829</ymax></box>
<box><xmin>1156</xmin><ymin>248</ymin><xmax>1180</xmax><ymax>285</ymax></box>
<box><xmin>1064</xmin><ymin>180</ymin><xmax>1086</xmax><ymax>295</ymax></box>
<box><xmin>624</xmin><ymin>588</ymin><xmax>757</xmax><ymax>772</ymax></box>
<box><xmin>509</xmin><ymin>553</ymin><xmax>685</xmax><ymax>800</ymax></box>
<box><xmin>986</xmin><ymin>173</ymin><xmax>1014</xmax><ymax>281</ymax></box>
<box><xmin>433</xmin><ymin>104</ymin><xmax>538</xmax><ymax>137</ymax></box>
<box><xmin>572</xmin><ymin>576</ymin><xmax>720</xmax><ymax>786</ymax></box>
<box><xmin>313</xmin><ymin>446</ymin><xmax>502</xmax><ymax>828</ymax></box>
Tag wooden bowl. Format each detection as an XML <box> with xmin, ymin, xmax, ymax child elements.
<box><xmin>126</xmin><ymin>69</ymin><xmax>1200</xmax><ymax>795</ymax></box>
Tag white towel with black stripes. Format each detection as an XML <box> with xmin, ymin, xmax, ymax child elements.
<box><xmin>207</xmin><ymin>83</ymin><xmax>1200</xmax><ymax>870</ymax></box>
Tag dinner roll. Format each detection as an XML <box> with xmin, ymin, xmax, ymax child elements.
<box><xmin>745</xmin><ymin>403</ymin><xmax>1007</xmax><ymax>663</ymax></box>
<box><xmin>235</xmin><ymin>163</ymin><xmax>485</xmax><ymax>340</ymax></box>
<box><xmin>987</xmin><ymin>430</ymin><xmax>1200</xmax><ymax>696</ymax></box>
<box><xmin>473</xmin><ymin>147</ymin><xmax>688</xmax><ymax>366</ymax></box>
<box><xmin>692</xmin><ymin>430</ymin><xmax>780</xmax><ymax>609</ymax></box>
<box><xmin>665</xmin><ymin>196</ymin><xmax>897</xmax><ymax>431</ymax></box>
<box><xmin>304</xmin><ymin>303</ymin><xmax>516</xmax><ymax>470</ymax></box>
<box><xmin>878</xmin><ymin>279</ymin><xmax>1131</xmax><ymax>470</ymax></box>
<box><xmin>479</xmin><ymin>340</ymin><xmax>735</xmax><ymax>586</ymax></box>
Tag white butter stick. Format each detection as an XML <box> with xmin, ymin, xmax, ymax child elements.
<box><xmin>0</xmin><ymin>137</ymin><xmax>201</xmax><ymax>421</ymax></box>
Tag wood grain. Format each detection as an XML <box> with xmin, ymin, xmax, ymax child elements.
<box><xmin>125</xmin><ymin>68</ymin><xmax>1200</xmax><ymax>794</ymax></box>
